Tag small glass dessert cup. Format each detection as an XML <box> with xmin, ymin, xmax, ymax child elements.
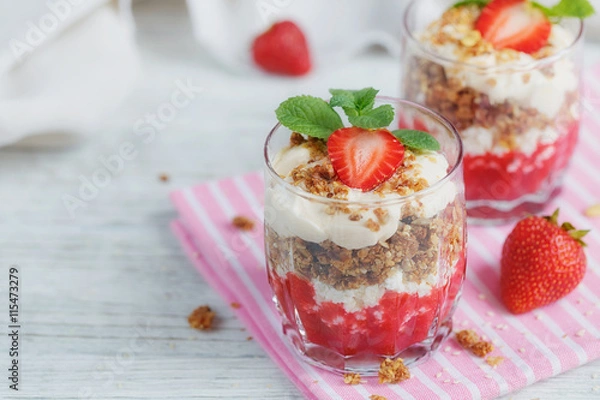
<box><xmin>400</xmin><ymin>0</ymin><xmax>583</xmax><ymax>224</ymax></box>
<box><xmin>264</xmin><ymin>98</ymin><xmax>466</xmax><ymax>374</ymax></box>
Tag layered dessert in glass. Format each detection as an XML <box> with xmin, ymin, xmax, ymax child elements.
<box><xmin>401</xmin><ymin>0</ymin><xmax>585</xmax><ymax>223</ymax></box>
<box><xmin>264</xmin><ymin>91</ymin><xmax>467</xmax><ymax>373</ymax></box>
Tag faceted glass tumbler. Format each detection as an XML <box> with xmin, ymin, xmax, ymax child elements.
<box><xmin>400</xmin><ymin>0</ymin><xmax>583</xmax><ymax>224</ymax></box>
<box><xmin>263</xmin><ymin>98</ymin><xmax>467</xmax><ymax>374</ymax></box>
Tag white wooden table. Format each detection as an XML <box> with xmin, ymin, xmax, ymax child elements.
<box><xmin>0</xmin><ymin>1</ymin><xmax>598</xmax><ymax>398</ymax></box>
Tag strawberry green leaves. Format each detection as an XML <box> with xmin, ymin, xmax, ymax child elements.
<box><xmin>329</xmin><ymin>88</ymin><xmax>394</xmax><ymax>129</ymax></box>
<box><xmin>275</xmin><ymin>95</ymin><xmax>344</xmax><ymax>139</ymax></box>
<box><xmin>544</xmin><ymin>209</ymin><xmax>590</xmax><ymax>246</ymax></box>
<box><xmin>392</xmin><ymin>130</ymin><xmax>441</xmax><ymax>152</ymax></box>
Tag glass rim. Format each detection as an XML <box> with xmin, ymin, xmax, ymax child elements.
<box><xmin>263</xmin><ymin>97</ymin><xmax>464</xmax><ymax>206</ymax></box>
<box><xmin>401</xmin><ymin>0</ymin><xmax>585</xmax><ymax>72</ymax></box>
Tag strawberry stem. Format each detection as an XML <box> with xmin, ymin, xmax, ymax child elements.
<box><xmin>544</xmin><ymin>208</ymin><xmax>560</xmax><ymax>225</ymax></box>
<box><xmin>569</xmin><ymin>230</ymin><xmax>590</xmax><ymax>246</ymax></box>
<box><xmin>543</xmin><ymin>208</ymin><xmax>589</xmax><ymax>247</ymax></box>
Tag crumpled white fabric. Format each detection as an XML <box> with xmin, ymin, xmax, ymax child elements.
<box><xmin>0</xmin><ymin>0</ymin><xmax>139</xmax><ymax>147</ymax></box>
<box><xmin>186</xmin><ymin>0</ymin><xmax>600</xmax><ymax>73</ymax></box>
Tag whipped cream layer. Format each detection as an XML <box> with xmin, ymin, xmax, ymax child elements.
<box><xmin>420</xmin><ymin>24</ymin><xmax>578</xmax><ymax>119</ymax></box>
<box><xmin>265</xmin><ymin>142</ymin><xmax>456</xmax><ymax>250</ymax></box>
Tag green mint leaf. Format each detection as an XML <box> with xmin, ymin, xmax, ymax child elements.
<box><xmin>275</xmin><ymin>95</ymin><xmax>344</xmax><ymax>140</ymax></box>
<box><xmin>391</xmin><ymin>129</ymin><xmax>441</xmax><ymax>151</ymax></box>
<box><xmin>329</xmin><ymin>90</ymin><xmax>356</xmax><ymax>109</ymax></box>
<box><xmin>531</xmin><ymin>2</ymin><xmax>552</xmax><ymax>15</ymax></box>
<box><xmin>352</xmin><ymin>88</ymin><xmax>379</xmax><ymax>113</ymax></box>
<box><xmin>348</xmin><ymin>105</ymin><xmax>394</xmax><ymax>129</ymax></box>
<box><xmin>343</xmin><ymin>107</ymin><xmax>359</xmax><ymax>117</ymax></box>
<box><xmin>533</xmin><ymin>0</ymin><xmax>595</xmax><ymax>18</ymax></box>
<box><xmin>329</xmin><ymin>87</ymin><xmax>379</xmax><ymax>114</ymax></box>
<box><xmin>452</xmin><ymin>0</ymin><xmax>489</xmax><ymax>8</ymax></box>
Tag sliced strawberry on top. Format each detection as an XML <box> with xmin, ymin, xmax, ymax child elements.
<box><xmin>475</xmin><ymin>0</ymin><xmax>551</xmax><ymax>54</ymax></box>
<box><xmin>327</xmin><ymin>127</ymin><xmax>405</xmax><ymax>191</ymax></box>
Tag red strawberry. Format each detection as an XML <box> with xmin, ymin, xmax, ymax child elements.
<box><xmin>475</xmin><ymin>0</ymin><xmax>552</xmax><ymax>54</ymax></box>
<box><xmin>327</xmin><ymin>127</ymin><xmax>405</xmax><ymax>191</ymax></box>
<box><xmin>251</xmin><ymin>21</ymin><xmax>311</xmax><ymax>76</ymax></box>
<box><xmin>500</xmin><ymin>210</ymin><xmax>588</xmax><ymax>314</ymax></box>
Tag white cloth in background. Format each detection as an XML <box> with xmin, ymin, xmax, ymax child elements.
<box><xmin>0</xmin><ymin>0</ymin><xmax>139</xmax><ymax>147</ymax></box>
<box><xmin>186</xmin><ymin>0</ymin><xmax>600</xmax><ymax>73</ymax></box>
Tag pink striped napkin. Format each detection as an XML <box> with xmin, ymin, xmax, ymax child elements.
<box><xmin>170</xmin><ymin>69</ymin><xmax>600</xmax><ymax>400</ymax></box>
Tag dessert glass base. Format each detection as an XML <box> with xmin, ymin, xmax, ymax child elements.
<box><xmin>466</xmin><ymin>186</ymin><xmax>563</xmax><ymax>225</ymax></box>
<box><xmin>285</xmin><ymin>317</ymin><xmax>454</xmax><ymax>375</ymax></box>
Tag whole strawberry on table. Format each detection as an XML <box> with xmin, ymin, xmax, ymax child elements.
<box><xmin>251</xmin><ymin>20</ymin><xmax>312</xmax><ymax>76</ymax></box>
<box><xmin>500</xmin><ymin>209</ymin><xmax>589</xmax><ymax>314</ymax></box>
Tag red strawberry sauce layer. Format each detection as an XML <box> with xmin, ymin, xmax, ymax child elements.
<box><xmin>269</xmin><ymin>253</ymin><xmax>466</xmax><ymax>356</ymax></box>
<box><xmin>464</xmin><ymin>121</ymin><xmax>579</xmax><ymax>205</ymax></box>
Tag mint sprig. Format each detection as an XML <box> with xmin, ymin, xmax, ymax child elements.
<box><xmin>533</xmin><ymin>0</ymin><xmax>595</xmax><ymax>19</ymax></box>
<box><xmin>348</xmin><ymin>105</ymin><xmax>395</xmax><ymax>129</ymax></box>
<box><xmin>330</xmin><ymin>87</ymin><xmax>378</xmax><ymax>114</ymax></box>
<box><xmin>392</xmin><ymin>130</ymin><xmax>441</xmax><ymax>152</ymax></box>
<box><xmin>452</xmin><ymin>0</ymin><xmax>595</xmax><ymax>18</ymax></box>
<box><xmin>329</xmin><ymin>88</ymin><xmax>393</xmax><ymax>129</ymax></box>
<box><xmin>275</xmin><ymin>95</ymin><xmax>343</xmax><ymax>140</ymax></box>
<box><xmin>452</xmin><ymin>0</ymin><xmax>488</xmax><ymax>8</ymax></box>
<box><xmin>274</xmin><ymin>88</ymin><xmax>440</xmax><ymax>153</ymax></box>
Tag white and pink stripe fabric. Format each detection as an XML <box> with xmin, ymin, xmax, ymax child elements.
<box><xmin>170</xmin><ymin>67</ymin><xmax>600</xmax><ymax>400</ymax></box>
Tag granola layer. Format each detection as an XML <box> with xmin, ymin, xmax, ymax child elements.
<box><xmin>404</xmin><ymin>56</ymin><xmax>579</xmax><ymax>154</ymax></box>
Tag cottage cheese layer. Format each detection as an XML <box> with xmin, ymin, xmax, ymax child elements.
<box><xmin>418</xmin><ymin>6</ymin><xmax>578</xmax><ymax>120</ymax></box>
<box><xmin>314</xmin><ymin>268</ymin><xmax>438</xmax><ymax>313</ymax></box>
<box><xmin>265</xmin><ymin>134</ymin><xmax>456</xmax><ymax>250</ymax></box>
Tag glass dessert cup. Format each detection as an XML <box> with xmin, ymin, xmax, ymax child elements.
<box><xmin>400</xmin><ymin>0</ymin><xmax>583</xmax><ymax>224</ymax></box>
<box><xmin>264</xmin><ymin>98</ymin><xmax>467</xmax><ymax>375</ymax></box>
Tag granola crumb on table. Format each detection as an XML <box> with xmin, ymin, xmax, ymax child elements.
<box><xmin>158</xmin><ymin>173</ymin><xmax>170</xmax><ymax>182</ymax></box>
<box><xmin>188</xmin><ymin>305</ymin><xmax>216</xmax><ymax>330</ymax></box>
<box><xmin>378</xmin><ymin>358</ymin><xmax>411</xmax><ymax>384</ymax></box>
<box><xmin>485</xmin><ymin>356</ymin><xmax>505</xmax><ymax>368</ymax></box>
<box><xmin>232</xmin><ymin>215</ymin><xmax>255</xmax><ymax>231</ymax></box>
<box><xmin>585</xmin><ymin>204</ymin><xmax>600</xmax><ymax>218</ymax></box>
<box><xmin>369</xmin><ymin>395</ymin><xmax>388</xmax><ymax>400</ymax></box>
<box><xmin>456</xmin><ymin>329</ymin><xmax>494</xmax><ymax>357</ymax></box>
<box><xmin>343</xmin><ymin>372</ymin><xmax>362</xmax><ymax>385</ymax></box>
